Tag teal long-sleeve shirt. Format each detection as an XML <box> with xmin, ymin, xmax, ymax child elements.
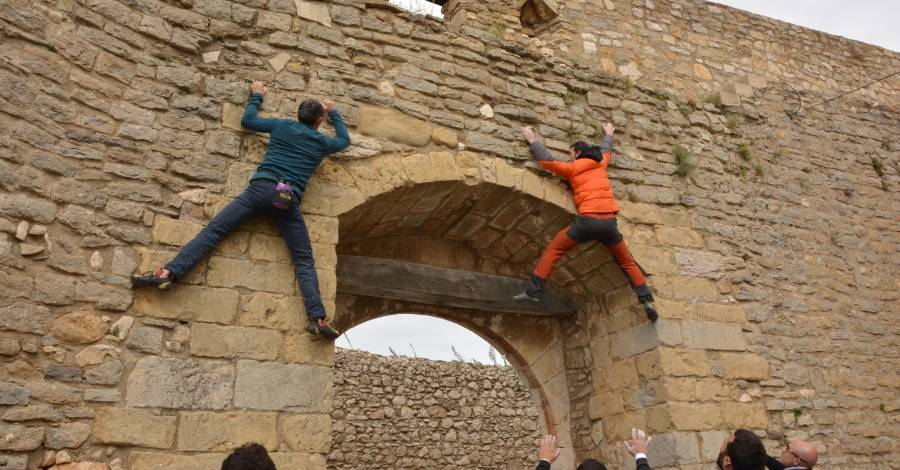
<box><xmin>241</xmin><ymin>93</ymin><xmax>351</xmax><ymax>196</ymax></box>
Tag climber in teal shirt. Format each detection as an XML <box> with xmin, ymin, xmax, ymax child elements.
<box><xmin>242</xmin><ymin>86</ymin><xmax>350</xmax><ymax>196</ymax></box>
<box><xmin>132</xmin><ymin>80</ymin><xmax>350</xmax><ymax>340</ymax></box>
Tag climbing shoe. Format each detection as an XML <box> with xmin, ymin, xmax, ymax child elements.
<box><xmin>307</xmin><ymin>318</ymin><xmax>340</xmax><ymax>341</ymax></box>
<box><xmin>640</xmin><ymin>296</ymin><xmax>658</xmax><ymax>322</ymax></box>
<box><xmin>512</xmin><ymin>291</ymin><xmax>541</xmax><ymax>303</ymax></box>
<box><xmin>130</xmin><ymin>269</ymin><xmax>174</xmax><ymax>290</ymax></box>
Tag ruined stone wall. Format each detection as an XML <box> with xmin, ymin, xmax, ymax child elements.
<box><xmin>329</xmin><ymin>348</ymin><xmax>540</xmax><ymax>470</ymax></box>
<box><xmin>0</xmin><ymin>0</ymin><xmax>897</xmax><ymax>470</ymax></box>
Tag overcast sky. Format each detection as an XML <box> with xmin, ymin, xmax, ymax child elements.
<box><xmin>343</xmin><ymin>1</ymin><xmax>899</xmax><ymax>364</ymax></box>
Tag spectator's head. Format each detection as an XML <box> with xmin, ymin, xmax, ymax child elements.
<box><xmin>297</xmin><ymin>99</ymin><xmax>325</xmax><ymax>128</ymax></box>
<box><xmin>577</xmin><ymin>458</ymin><xmax>607</xmax><ymax>470</ymax></box>
<box><xmin>716</xmin><ymin>429</ymin><xmax>767</xmax><ymax>470</ymax></box>
<box><xmin>221</xmin><ymin>443</ymin><xmax>276</xmax><ymax>470</ymax></box>
<box><xmin>778</xmin><ymin>439</ymin><xmax>818</xmax><ymax>468</ymax></box>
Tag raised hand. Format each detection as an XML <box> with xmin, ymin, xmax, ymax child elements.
<box><xmin>624</xmin><ymin>428</ymin><xmax>651</xmax><ymax>456</ymax></box>
<box><xmin>604</xmin><ymin>122</ymin><xmax>615</xmax><ymax>136</ymax></box>
<box><xmin>321</xmin><ymin>98</ymin><xmax>336</xmax><ymax>113</ymax></box>
<box><xmin>538</xmin><ymin>435</ymin><xmax>560</xmax><ymax>462</ymax></box>
<box><xmin>521</xmin><ymin>126</ymin><xmax>537</xmax><ymax>144</ymax></box>
<box><xmin>250</xmin><ymin>80</ymin><xmax>266</xmax><ymax>96</ymax></box>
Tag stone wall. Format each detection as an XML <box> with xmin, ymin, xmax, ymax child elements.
<box><xmin>0</xmin><ymin>0</ymin><xmax>897</xmax><ymax>469</ymax></box>
<box><xmin>329</xmin><ymin>348</ymin><xmax>540</xmax><ymax>469</ymax></box>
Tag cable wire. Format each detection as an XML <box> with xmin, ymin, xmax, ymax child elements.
<box><xmin>794</xmin><ymin>69</ymin><xmax>900</xmax><ymax>114</ymax></box>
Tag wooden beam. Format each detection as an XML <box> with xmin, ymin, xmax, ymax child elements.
<box><xmin>337</xmin><ymin>255</ymin><xmax>576</xmax><ymax>317</ymax></box>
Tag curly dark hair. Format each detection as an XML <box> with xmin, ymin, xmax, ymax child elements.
<box><xmin>221</xmin><ymin>443</ymin><xmax>276</xmax><ymax>470</ymax></box>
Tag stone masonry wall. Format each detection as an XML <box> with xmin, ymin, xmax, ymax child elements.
<box><xmin>0</xmin><ymin>0</ymin><xmax>897</xmax><ymax>469</ymax></box>
<box><xmin>329</xmin><ymin>348</ymin><xmax>540</xmax><ymax>470</ymax></box>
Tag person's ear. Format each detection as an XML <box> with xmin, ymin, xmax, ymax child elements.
<box><xmin>314</xmin><ymin>116</ymin><xmax>323</xmax><ymax>129</ymax></box>
<box><xmin>722</xmin><ymin>455</ymin><xmax>732</xmax><ymax>470</ymax></box>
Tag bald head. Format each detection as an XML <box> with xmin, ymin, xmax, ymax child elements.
<box><xmin>780</xmin><ymin>439</ymin><xmax>818</xmax><ymax>468</ymax></box>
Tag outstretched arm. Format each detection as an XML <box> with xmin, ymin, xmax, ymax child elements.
<box><xmin>535</xmin><ymin>435</ymin><xmax>559</xmax><ymax>470</ymax></box>
<box><xmin>521</xmin><ymin>126</ymin><xmax>573</xmax><ymax>178</ymax></box>
<box><xmin>597</xmin><ymin>122</ymin><xmax>614</xmax><ymax>168</ymax></box>
<box><xmin>320</xmin><ymin>98</ymin><xmax>351</xmax><ymax>154</ymax></box>
<box><xmin>241</xmin><ymin>80</ymin><xmax>281</xmax><ymax>133</ymax></box>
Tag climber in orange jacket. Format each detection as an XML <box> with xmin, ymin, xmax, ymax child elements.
<box><xmin>513</xmin><ymin>123</ymin><xmax>657</xmax><ymax>321</ymax></box>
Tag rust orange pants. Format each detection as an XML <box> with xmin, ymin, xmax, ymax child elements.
<box><xmin>528</xmin><ymin>215</ymin><xmax>650</xmax><ymax>298</ymax></box>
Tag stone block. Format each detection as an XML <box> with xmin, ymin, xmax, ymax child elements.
<box><xmin>687</xmin><ymin>302</ymin><xmax>746</xmax><ymax>323</ymax></box>
<box><xmin>50</xmin><ymin>308</ymin><xmax>107</xmax><ymax>345</ymax></box>
<box><xmin>432</xmin><ymin>128</ymin><xmax>458</xmax><ymax>148</ymax></box>
<box><xmin>248</xmin><ymin>233</ymin><xmax>290</xmax><ymax>262</ymax></box>
<box><xmin>358</xmin><ymin>106</ymin><xmax>432</xmax><ymax>147</ymax></box>
<box><xmin>284</xmin><ymin>332</ymin><xmax>335</xmax><ymax>366</ymax></box>
<box><xmin>603</xmin><ymin>359</ymin><xmax>639</xmax><ymax>390</ymax></box>
<box><xmin>126</xmin><ymin>356</ymin><xmax>234</xmax><ymax>410</ymax></box>
<box><xmin>296</xmin><ymin>1</ymin><xmax>331</xmax><ymax>27</ymax></box>
<box><xmin>125</xmin><ymin>327</ymin><xmax>163</xmax><ymax>354</ymax></box>
<box><xmin>221</xmin><ymin>103</ymin><xmax>244</xmax><ymax>130</ymax></box>
<box><xmin>659</xmin><ymin>348</ymin><xmax>710</xmax><ymax>377</ymax></box>
<box><xmin>34</xmin><ymin>272</ymin><xmax>76</xmax><ymax>306</ymax></box>
<box><xmin>722</xmin><ymin>402</ymin><xmax>768</xmax><ymax>429</ymax></box>
<box><xmin>0</xmin><ymin>454</ymin><xmax>27</xmax><ymax>470</ymax></box>
<box><xmin>85</xmin><ymin>360</ymin><xmax>123</xmax><ymax>386</ymax></box>
<box><xmin>0</xmin><ymin>303</ymin><xmax>54</xmax><ymax>334</ymax></box>
<box><xmin>630</xmin><ymin>244</ymin><xmax>677</xmax><ymax>275</ymax></box>
<box><xmin>0</xmin><ymin>424</ymin><xmax>43</xmax><ymax>451</ymax></box>
<box><xmin>177</xmin><ymin>411</ymin><xmax>277</xmax><ymax>451</ymax></box>
<box><xmin>279</xmin><ymin>414</ymin><xmax>331</xmax><ymax>452</ymax></box>
<box><xmin>0</xmin><ymin>339</ymin><xmax>19</xmax><ymax>356</ymax></box>
<box><xmin>655</xmin><ymin>226</ymin><xmax>704</xmax><ymax>248</ymax></box>
<box><xmin>45</xmin><ymin>422</ymin><xmax>91</xmax><ymax>449</ymax></box>
<box><xmin>668</xmin><ymin>402</ymin><xmax>722</xmax><ymax>430</ymax></box>
<box><xmin>207</xmin><ymin>257</ymin><xmax>295</xmax><ymax>294</ymax></box>
<box><xmin>93</xmin><ymin>408</ymin><xmax>175</xmax><ymax>449</ymax></box>
<box><xmin>130</xmin><ymin>453</ymin><xmax>225</xmax><ymax>470</ymax></box>
<box><xmin>699</xmin><ymin>430</ymin><xmax>729</xmax><ymax>460</ymax></box>
<box><xmin>133</xmin><ymin>285</ymin><xmax>238</xmax><ymax>324</ymax></box>
<box><xmin>27</xmin><ymin>382</ymin><xmax>81</xmax><ymax>404</ymax></box>
<box><xmin>73</xmin><ymin>281</ymin><xmax>132</xmax><ymax>311</ymax></box>
<box><xmin>0</xmin><ymin>194</ymin><xmax>58</xmax><ymax>223</ymax></box>
<box><xmin>674</xmin><ymin>249</ymin><xmax>724</xmax><ymax>279</ymax></box>
<box><xmin>0</xmin><ymin>382</ymin><xmax>30</xmax><ymax>405</ymax></box>
<box><xmin>190</xmin><ymin>323</ymin><xmax>282</xmax><ymax>360</ymax></box>
<box><xmin>646</xmin><ymin>431</ymin><xmax>700</xmax><ymax>466</ymax></box>
<box><xmin>682</xmin><ymin>321</ymin><xmax>746</xmax><ymax>351</ymax></box>
<box><xmin>234</xmin><ymin>360</ymin><xmax>330</xmax><ymax>411</ymax></box>
<box><xmin>609</xmin><ymin>322</ymin><xmax>659</xmax><ymax>360</ymax></box>
<box><xmin>240</xmin><ymin>292</ymin><xmax>304</xmax><ymax>332</ymax></box>
<box><xmin>718</xmin><ymin>353</ymin><xmax>769</xmax><ymax>380</ymax></box>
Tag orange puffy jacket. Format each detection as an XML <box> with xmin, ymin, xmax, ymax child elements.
<box><xmin>538</xmin><ymin>150</ymin><xmax>619</xmax><ymax>215</ymax></box>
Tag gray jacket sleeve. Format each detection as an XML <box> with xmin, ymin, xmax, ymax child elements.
<box><xmin>598</xmin><ymin>135</ymin><xmax>613</xmax><ymax>153</ymax></box>
<box><xmin>529</xmin><ymin>141</ymin><xmax>564</xmax><ymax>162</ymax></box>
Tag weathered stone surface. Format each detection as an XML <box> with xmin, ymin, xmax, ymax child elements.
<box><xmin>234</xmin><ymin>360</ymin><xmax>330</xmax><ymax>411</ymax></box>
<box><xmin>358</xmin><ymin>106</ymin><xmax>432</xmax><ymax>147</ymax></box>
<box><xmin>239</xmin><ymin>292</ymin><xmax>303</xmax><ymax>331</ymax></box>
<box><xmin>45</xmin><ymin>422</ymin><xmax>91</xmax><ymax>449</ymax></box>
<box><xmin>125</xmin><ymin>327</ymin><xmax>163</xmax><ymax>354</ymax></box>
<box><xmin>0</xmin><ymin>194</ymin><xmax>57</xmax><ymax>223</ymax></box>
<box><xmin>126</xmin><ymin>356</ymin><xmax>234</xmax><ymax>410</ymax></box>
<box><xmin>432</xmin><ymin>128</ymin><xmax>459</xmax><ymax>148</ymax></box>
<box><xmin>133</xmin><ymin>285</ymin><xmax>238</xmax><ymax>324</ymax></box>
<box><xmin>718</xmin><ymin>353</ymin><xmax>769</xmax><ymax>380</ymax></box>
<box><xmin>85</xmin><ymin>360</ymin><xmax>123</xmax><ymax>386</ymax></box>
<box><xmin>27</xmin><ymin>382</ymin><xmax>81</xmax><ymax>404</ymax></box>
<box><xmin>0</xmin><ymin>303</ymin><xmax>54</xmax><ymax>334</ymax></box>
<box><xmin>0</xmin><ymin>382</ymin><xmax>30</xmax><ymax>405</ymax></box>
<box><xmin>206</xmin><ymin>257</ymin><xmax>294</xmax><ymax>294</ymax></box>
<box><xmin>0</xmin><ymin>424</ymin><xmax>43</xmax><ymax>451</ymax></box>
<box><xmin>682</xmin><ymin>321</ymin><xmax>746</xmax><ymax>351</ymax></box>
<box><xmin>284</xmin><ymin>332</ymin><xmax>334</xmax><ymax>366</ymax></box>
<box><xmin>190</xmin><ymin>323</ymin><xmax>281</xmax><ymax>360</ymax></box>
<box><xmin>279</xmin><ymin>414</ymin><xmax>331</xmax><ymax>452</ymax></box>
<box><xmin>0</xmin><ymin>454</ymin><xmax>27</xmax><ymax>470</ymax></box>
<box><xmin>43</xmin><ymin>365</ymin><xmax>84</xmax><ymax>383</ymax></box>
<box><xmin>93</xmin><ymin>408</ymin><xmax>175</xmax><ymax>449</ymax></box>
<box><xmin>48</xmin><ymin>462</ymin><xmax>109</xmax><ymax>470</ymax></box>
<box><xmin>74</xmin><ymin>345</ymin><xmax>119</xmax><ymax>367</ymax></box>
<box><xmin>84</xmin><ymin>388</ymin><xmax>120</xmax><ymax>403</ymax></box>
<box><xmin>2</xmin><ymin>404</ymin><xmax>63</xmax><ymax>422</ymax></box>
<box><xmin>295</xmin><ymin>1</ymin><xmax>331</xmax><ymax>26</ymax></box>
<box><xmin>176</xmin><ymin>412</ymin><xmax>277</xmax><ymax>451</ymax></box>
<box><xmin>0</xmin><ymin>339</ymin><xmax>20</xmax><ymax>356</ymax></box>
<box><xmin>51</xmin><ymin>309</ymin><xmax>107</xmax><ymax>344</ymax></box>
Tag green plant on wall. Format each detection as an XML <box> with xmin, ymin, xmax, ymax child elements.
<box><xmin>726</xmin><ymin>113</ymin><xmax>741</xmax><ymax>131</ymax></box>
<box><xmin>736</xmin><ymin>143</ymin><xmax>751</xmax><ymax>161</ymax></box>
<box><xmin>674</xmin><ymin>144</ymin><xmax>696</xmax><ymax>176</ymax></box>
<box><xmin>701</xmin><ymin>92</ymin><xmax>721</xmax><ymax>107</ymax></box>
<box><xmin>623</xmin><ymin>77</ymin><xmax>633</xmax><ymax>93</ymax></box>
<box><xmin>564</xmin><ymin>122</ymin><xmax>583</xmax><ymax>141</ymax></box>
